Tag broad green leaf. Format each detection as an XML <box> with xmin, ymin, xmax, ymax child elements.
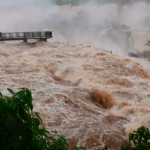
<box><xmin>7</xmin><ymin>88</ymin><xmax>14</xmax><ymax>95</ymax></box>
<box><xmin>24</xmin><ymin>98</ymin><xmax>33</xmax><ymax>111</ymax></box>
<box><xmin>19</xmin><ymin>108</ymin><xmax>28</xmax><ymax>121</ymax></box>
<box><xmin>32</xmin><ymin>118</ymin><xmax>40</xmax><ymax>127</ymax></box>
<box><xmin>34</xmin><ymin>112</ymin><xmax>42</xmax><ymax>123</ymax></box>
<box><xmin>0</xmin><ymin>92</ymin><xmax>2</xmax><ymax>98</ymax></box>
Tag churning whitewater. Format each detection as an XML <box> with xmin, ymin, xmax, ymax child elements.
<box><xmin>1</xmin><ymin>40</ymin><xmax>150</xmax><ymax>150</ymax></box>
<box><xmin>1</xmin><ymin>0</ymin><xmax>150</xmax><ymax>150</ymax></box>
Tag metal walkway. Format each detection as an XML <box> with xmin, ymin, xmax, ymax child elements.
<box><xmin>0</xmin><ymin>31</ymin><xmax>52</xmax><ymax>42</ymax></box>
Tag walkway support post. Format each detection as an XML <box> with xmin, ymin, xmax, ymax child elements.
<box><xmin>24</xmin><ymin>39</ymin><xmax>27</xmax><ymax>42</ymax></box>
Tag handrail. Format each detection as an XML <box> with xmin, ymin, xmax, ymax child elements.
<box><xmin>0</xmin><ymin>31</ymin><xmax>52</xmax><ymax>42</ymax></box>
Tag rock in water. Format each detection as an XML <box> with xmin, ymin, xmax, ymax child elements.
<box><xmin>90</xmin><ymin>90</ymin><xmax>117</xmax><ymax>109</ymax></box>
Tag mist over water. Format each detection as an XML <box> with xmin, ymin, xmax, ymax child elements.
<box><xmin>1</xmin><ymin>1</ymin><xmax>150</xmax><ymax>149</ymax></box>
<box><xmin>0</xmin><ymin>0</ymin><xmax>150</xmax><ymax>55</ymax></box>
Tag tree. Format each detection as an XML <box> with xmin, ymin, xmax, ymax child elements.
<box><xmin>0</xmin><ymin>88</ymin><xmax>83</xmax><ymax>150</ymax></box>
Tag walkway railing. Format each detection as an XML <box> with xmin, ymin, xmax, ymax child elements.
<box><xmin>0</xmin><ymin>31</ymin><xmax>52</xmax><ymax>42</ymax></box>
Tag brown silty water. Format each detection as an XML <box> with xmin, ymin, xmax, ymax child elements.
<box><xmin>1</xmin><ymin>1</ymin><xmax>150</xmax><ymax>149</ymax></box>
<box><xmin>1</xmin><ymin>39</ymin><xmax>150</xmax><ymax>150</ymax></box>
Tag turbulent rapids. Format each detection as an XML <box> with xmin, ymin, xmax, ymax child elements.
<box><xmin>1</xmin><ymin>0</ymin><xmax>150</xmax><ymax>150</ymax></box>
<box><xmin>1</xmin><ymin>39</ymin><xmax>150</xmax><ymax>150</ymax></box>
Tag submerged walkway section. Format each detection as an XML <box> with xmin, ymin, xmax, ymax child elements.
<box><xmin>0</xmin><ymin>31</ymin><xmax>52</xmax><ymax>42</ymax></box>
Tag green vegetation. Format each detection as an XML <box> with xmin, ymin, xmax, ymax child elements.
<box><xmin>102</xmin><ymin>145</ymin><xmax>110</xmax><ymax>150</ymax></box>
<box><xmin>1</xmin><ymin>87</ymin><xmax>150</xmax><ymax>150</ymax></box>
<box><xmin>121</xmin><ymin>126</ymin><xmax>150</xmax><ymax>150</ymax></box>
<box><xmin>0</xmin><ymin>88</ymin><xmax>84</xmax><ymax>150</ymax></box>
<box><xmin>103</xmin><ymin>126</ymin><xmax>150</xmax><ymax>150</ymax></box>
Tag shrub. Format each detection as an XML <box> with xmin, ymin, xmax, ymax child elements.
<box><xmin>102</xmin><ymin>145</ymin><xmax>110</xmax><ymax>150</ymax></box>
<box><xmin>103</xmin><ymin>126</ymin><xmax>150</xmax><ymax>150</ymax></box>
<box><xmin>121</xmin><ymin>126</ymin><xmax>150</xmax><ymax>150</ymax></box>
<box><xmin>0</xmin><ymin>88</ymin><xmax>84</xmax><ymax>150</ymax></box>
